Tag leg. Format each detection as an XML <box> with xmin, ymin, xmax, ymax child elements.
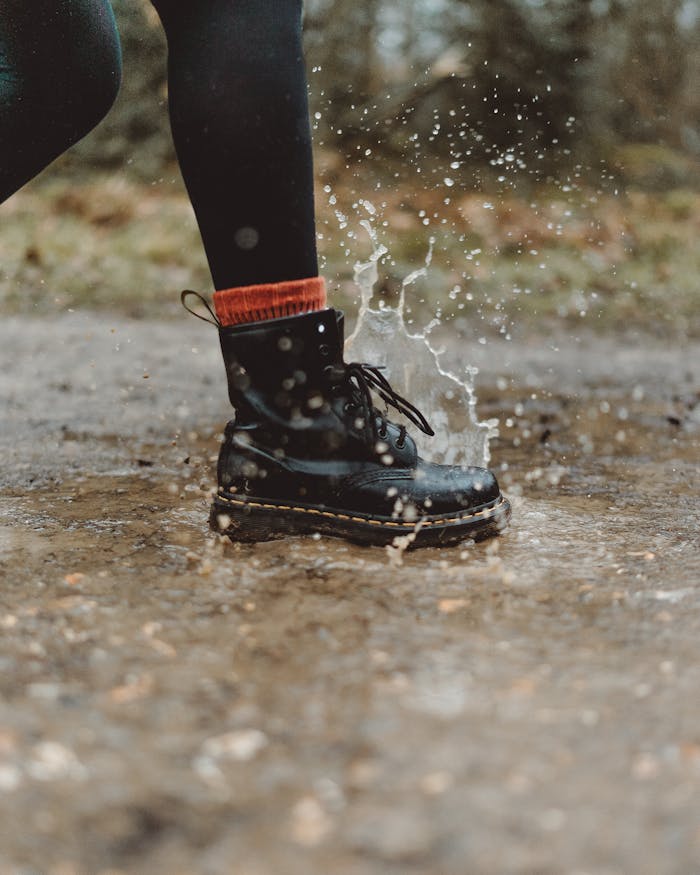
<box><xmin>164</xmin><ymin>0</ymin><xmax>510</xmax><ymax>545</ymax></box>
<box><xmin>0</xmin><ymin>0</ymin><xmax>121</xmax><ymax>204</ymax></box>
<box><xmin>151</xmin><ymin>0</ymin><xmax>319</xmax><ymax>292</ymax></box>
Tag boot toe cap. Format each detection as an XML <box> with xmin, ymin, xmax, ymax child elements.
<box><xmin>415</xmin><ymin>462</ymin><xmax>501</xmax><ymax>513</ymax></box>
<box><xmin>335</xmin><ymin>461</ymin><xmax>502</xmax><ymax>518</ymax></box>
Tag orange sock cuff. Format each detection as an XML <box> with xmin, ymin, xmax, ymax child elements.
<box><xmin>213</xmin><ymin>276</ymin><xmax>327</xmax><ymax>327</ymax></box>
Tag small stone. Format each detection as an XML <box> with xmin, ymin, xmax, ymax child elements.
<box><xmin>632</xmin><ymin>753</ymin><xmax>660</xmax><ymax>780</ymax></box>
<box><xmin>420</xmin><ymin>770</ymin><xmax>454</xmax><ymax>795</ymax></box>
<box><xmin>289</xmin><ymin>796</ymin><xmax>333</xmax><ymax>847</ymax></box>
<box><xmin>0</xmin><ymin>764</ymin><xmax>21</xmax><ymax>792</ymax></box>
<box><xmin>27</xmin><ymin>741</ymin><xmax>86</xmax><ymax>782</ymax></box>
<box><xmin>438</xmin><ymin>598</ymin><xmax>468</xmax><ymax>614</ymax></box>
<box><xmin>201</xmin><ymin>729</ymin><xmax>268</xmax><ymax>762</ymax></box>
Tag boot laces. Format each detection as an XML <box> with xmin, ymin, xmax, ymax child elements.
<box><xmin>180</xmin><ymin>291</ymin><xmax>434</xmax><ymax>448</ymax></box>
<box><xmin>329</xmin><ymin>362</ymin><xmax>435</xmax><ymax>447</ymax></box>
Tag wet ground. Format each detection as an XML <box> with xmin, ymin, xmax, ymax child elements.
<box><xmin>1</xmin><ymin>313</ymin><xmax>699</xmax><ymax>875</ymax></box>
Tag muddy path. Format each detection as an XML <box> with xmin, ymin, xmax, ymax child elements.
<box><xmin>1</xmin><ymin>314</ymin><xmax>699</xmax><ymax>875</ymax></box>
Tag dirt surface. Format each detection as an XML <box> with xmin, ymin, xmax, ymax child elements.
<box><xmin>1</xmin><ymin>313</ymin><xmax>699</xmax><ymax>875</ymax></box>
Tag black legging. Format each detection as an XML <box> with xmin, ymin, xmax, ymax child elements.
<box><xmin>0</xmin><ymin>0</ymin><xmax>318</xmax><ymax>289</ymax></box>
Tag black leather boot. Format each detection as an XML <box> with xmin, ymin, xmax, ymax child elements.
<box><xmin>199</xmin><ymin>302</ymin><xmax>510</xmax><ymax>547</ymax></box>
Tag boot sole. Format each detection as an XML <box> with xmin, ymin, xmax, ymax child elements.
<box><xmin>210</xmin><ymin>492</ymin><xmax>511</xmax><ymax>548</ymax></box>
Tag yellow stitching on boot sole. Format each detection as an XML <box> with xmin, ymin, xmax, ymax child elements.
<box><xmin>215</xmin><ymin>494</ymin><xmax>508</xmax><ymax>529</ymax></box>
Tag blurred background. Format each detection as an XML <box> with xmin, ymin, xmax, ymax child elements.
<box><xmin>2</xmin><ymin>0</ymin><xmax>699</xmax><ymax>336</ymax></box>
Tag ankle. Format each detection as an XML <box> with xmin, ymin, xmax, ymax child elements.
<box><xmin>213</xmin><ymin>277</ymin><xmax>327</xmax><ymax>327</ymax></box>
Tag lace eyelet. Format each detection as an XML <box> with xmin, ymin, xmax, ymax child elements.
<box><xmin>378</xmin><ymin>426</ymin><xmax>388</xmax><ymax>439</ymax></box>
<box><xmin>319</xmin><ymin>343</ymin><xmax>330</xmax><ymax>357</ymax></box>
<box><xmin>396</xmin><ymin>438</ymin><xmax>405</xmax><ymax>450</ymax></box>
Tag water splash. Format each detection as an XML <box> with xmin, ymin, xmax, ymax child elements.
<box><xmin>345</xmin><ymin>220</ymin><xmax>497</xmax><ymax>468</ymax></box>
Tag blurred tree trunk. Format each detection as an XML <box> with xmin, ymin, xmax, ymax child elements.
<box><xmin>305</xmin><ymin>0</ymin><xmax>382</xmax><ymax>127</ymax></box>
<box><xmin>610</xmin><ymin>0</ymin><xmax>689</xmax><ymax>146</ymax></box>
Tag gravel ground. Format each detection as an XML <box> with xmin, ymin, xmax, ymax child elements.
<box><xmin>1</xmin><ymin>314</ymin><xmax>699</xmax><ymax>875</ymax></box>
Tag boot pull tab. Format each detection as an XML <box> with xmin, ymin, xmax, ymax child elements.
<box><xmin>181</xmin><ymin>290</ymin><xmax>221</xmax><ymax>328</ymax></box>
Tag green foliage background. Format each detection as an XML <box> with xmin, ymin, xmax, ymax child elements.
<box><xmin>64</xmin><ymin>0</ymin><xmax>699</xmax><ymax>187</ymax></box>
<box><xmin>5</xmin><ymin>0</ymin><xmax>698</xmax><ymax>332</ymax></box>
